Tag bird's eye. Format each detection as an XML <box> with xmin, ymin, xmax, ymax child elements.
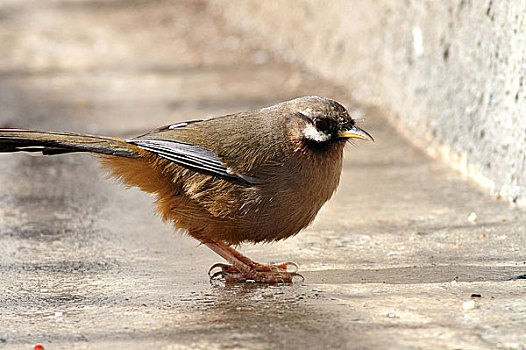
<box><xmin>315</xmin><ymin>119</ymin><xmax>330</xmax><ymax>131</ymax></box>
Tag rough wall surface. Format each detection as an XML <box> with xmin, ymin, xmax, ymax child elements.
<box><xmin>211</xmin><ymin>1</ymin><xmax>526</xmax><ymax>206</ymax></box>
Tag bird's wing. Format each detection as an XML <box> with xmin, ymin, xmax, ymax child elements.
<box><xmin>126</xmin><ymin>138</ymin><xmax>262</xmax><ymax>185</ymax></box>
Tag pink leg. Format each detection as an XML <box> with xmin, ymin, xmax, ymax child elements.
<box><xmin>203</xmin><ymin>240</ymin><xmax>302</xmax><ymax>283</ymax></box>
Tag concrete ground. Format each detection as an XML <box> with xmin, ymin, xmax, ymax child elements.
<box><xmin>0</xmin><ymin>1</ymin><xmax>525</xmax><ymax>349</ymax></box>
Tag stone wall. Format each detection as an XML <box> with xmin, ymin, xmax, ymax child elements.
<box><xmin>211</xmin><ymin>0</ymin><xmax>526</xmax><ymax>206</ymax></box>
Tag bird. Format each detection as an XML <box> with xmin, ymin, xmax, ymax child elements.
<box><xmin>0</xmin><ymin>96</ymin><xmax>373</xmax><ymax>283</ymax></box>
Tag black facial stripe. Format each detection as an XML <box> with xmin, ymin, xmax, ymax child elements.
<box><xmin>344</xmin><ymin>120</ymin><xmax>355</xmax><ymax>128</ymax></box>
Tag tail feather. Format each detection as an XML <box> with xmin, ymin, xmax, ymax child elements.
<box><xmin>0</xmin><ymin>129</ymin><xmax>138</xmax><ymax>158</ymax></box>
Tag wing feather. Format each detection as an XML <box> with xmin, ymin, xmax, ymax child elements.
<box><xmin>127</xmin><ymin>139</ymin><xmax>262</xmax><ymax>185</ymax></box>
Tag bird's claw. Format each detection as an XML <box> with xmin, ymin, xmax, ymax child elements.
<box><xmin>208</xmin><ymin>261</ymin><xmax>303</xmax><ymax>284</ymax></box>
<box><xmin>279</xmin><ymin>261</ymin><xmax>299</xmax><ymax>273</ymax></box>
<box><xmin>208</xmin><ymin>263</ymin><xmax>236</xmax><ymax>278</ymax></box>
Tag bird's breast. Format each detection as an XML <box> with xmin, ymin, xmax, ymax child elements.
<box><xmin>237</xmin><ymin>147</ymin><xmax>344</xmax><ymax>242</ymax></box>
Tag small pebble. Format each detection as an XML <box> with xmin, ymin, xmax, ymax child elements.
<box><xmin>462</xmin><ymin>300</ymin><xmax>476</xmax><ymax>311</ymax></box>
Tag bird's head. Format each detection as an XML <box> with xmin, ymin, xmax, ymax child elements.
<box><xmin>275</xmin><ymin>96</ymin><xmax>374</xmax><ymax>151</ymax></box>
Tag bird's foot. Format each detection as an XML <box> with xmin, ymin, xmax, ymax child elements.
<box><xmin>208</xmin><ymin>262</ymin><xmax>303</xmax><ymax>283</ymax></box>
<box><xmin>202</xmin><ymin>240</ymin><xmax>303</xmax><ymax>283</ymax></box>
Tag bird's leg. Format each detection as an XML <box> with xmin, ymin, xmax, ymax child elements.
<box><xmin>202</xmin><ymin>240</ymin><xmax>302</xmax><ymax>283</ymax></box>
<box><xmin>209</xmin><ymin>242</ymin><xmax>297</xmax><ymax>272</ymax></box>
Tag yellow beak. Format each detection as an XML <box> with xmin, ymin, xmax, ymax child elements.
<box><xmin>338</xmin><ymin>125</ymin><xmax>374</xmax><ymax>142</ymax></box>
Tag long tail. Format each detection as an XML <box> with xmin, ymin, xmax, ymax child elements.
<box><xmin>0</xmin><ymin>129</ymin><xmax>138</xmax><ymax>158</ymax></box>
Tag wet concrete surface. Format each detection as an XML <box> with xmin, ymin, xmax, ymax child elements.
<box><xmin>0</xmin><ymin>1</ymin><xmax>525</xmax><ymax>349</ymax></box>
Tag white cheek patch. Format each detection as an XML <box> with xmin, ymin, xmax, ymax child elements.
<box><xmin>303</xmin><ymin>123</ymin><xmax>330</xmax><ymax>142</ymax></box>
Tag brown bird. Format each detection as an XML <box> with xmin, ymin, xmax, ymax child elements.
<box><xmin>0</xmin><ymin>96</ymin><xmax>373</xmax><ymax>283</ymax></box>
